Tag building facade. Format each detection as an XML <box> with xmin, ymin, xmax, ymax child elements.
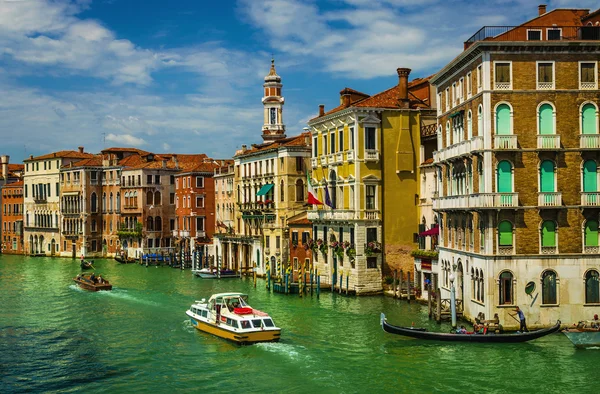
<box><xmin>307</xmin><ymin>68</ymin><xmax>436</xmax><ymax>294</ymax></box>
<box><xmin>23</xmin><ymin>148</ymin><xmax>94</xmax><ymax>256</ymax></box>
<box><xmin>431</xmin><ymin>6</ymin><xmax>600</xmax><ymax>327</ymax></box>
<box><xmin>2</xmin><ymin>180</ymin><xmax>24</xmax><ymax>254</ymax></box>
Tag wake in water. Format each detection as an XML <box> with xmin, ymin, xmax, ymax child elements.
<box><xmin>182</xmin><ymin>318</ymin><xmax>195</xmax><ymax>333</ymax></box>
<box><xmin>68</xmin><ymin>284</ymin><xmax>85</xmax><ymax>292</ymax></box>
<box><xmin>255</xmin><ymin>341</ymin><xmax>308</xmax><ymax>362</ymax></box>
<box><xmin>95</xmin><ymin>289</ymin><xmax>160</xmax><ymax>306</ymax></box>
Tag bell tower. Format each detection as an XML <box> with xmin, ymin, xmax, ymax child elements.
<box><xmin>262</xmin><ymin>58</ymin><xmax>286</xmax><ymax>141</ymax></box>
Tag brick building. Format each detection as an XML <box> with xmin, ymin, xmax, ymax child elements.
<box><xmin>431</xmin><ymin>5</ymin><xmax>600</xmax><ymax>327</ymax></box>
<box><xmin>2</xmin><ymin>181</ymin><xmax>24</xmax><ymax>254</ymax></box>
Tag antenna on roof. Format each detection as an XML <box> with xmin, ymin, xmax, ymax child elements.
<box><xmin>102</xmin><ymin>133</ymin><xmax>106</xmax><ymax>148</ymax></box>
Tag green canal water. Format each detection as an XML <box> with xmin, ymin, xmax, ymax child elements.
<box><xmin>0</xmin><ymin>255</ymin><xmax>596</xmax><ymax>393</ymax></box>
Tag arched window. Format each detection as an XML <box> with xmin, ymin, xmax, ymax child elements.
<box><xmin>471</xmin><ymin>268</ymin><xmax>475</xmax><ymax>299</ymax></box>
<box><xmin>91</xmin><ymin>193</ymin><xmax>97</xmax><ymax>213</ymax></box>
<box><xmin>585</xmin><ymin>270</ymin><xmax>600</xmax><ymax>304</ymax></box>
<box><xmin>102</xmin><ymin>193</ymin><xmax>106</xmax><ymax>211</ymax></box>
<box><xmin>479</xmin><ymin>271</ymin><xmax>484</xmax><ymax>302</ymax></box>
<box><xmin>109</xmin><ymin>192</ymin><xmax>114</xmax><ymax>211</ymax></box>
<box><xmin>155</xmin><ymin>216</ymin><xmax>162</xmax><ymax>232</ymax></box>
<box><xmin>154</xmin><ymin>191</ymin><xmax>161</xmax><ymax>205</ymax></box>
<box><xmin>582</xmin><ymin>103</ymin><xmax>598</xmax><ymax>135</ymax></box>
<box><xmin>133</xmin><ymin>191</ymin><xmax>138</xmax><ymax>207</ymax></box>
<box><xmin>541</xmin><ymin>220</ymin><xmax>556</xmax><ymax>248</ymax></box>
<box><xmin>295</xmin><ymin>179</ymin><xmax>304</xmax><ymax>202</ymax></box>
<box><xmin>329</xmin><ymin>170</ymin><xmax>337</xmax><ymax>209</ymax></box>
<box><xmin>467</xmin><ymin>110</ymin><xmax>473</xmax><ymax>139</ymax></box>
<box><xmin>541</xmin><ymin>270</ymin><xmax>558</xmax><ymax>305</ymax></box>
<box><xmin>116</xmin><ymin>192</ymin><xmax>121</xmax><ymax>211</ymax></box>
<box><xmin>499</xmin><ymin>271</ymin><xmax>513</xmax><ymax>305</ymax></box>
<box><xmin>476</xmin><ymin>269</ymin><xmax>480</xmax><ymax>301</ymax></box>
<box><xmin>497</xmin><ymin>160</ymin><xmax>512</xmax><ymax>193</ymax></box>
<box><xmin>583</xmin><ymin>160</ymin><xmax>598</xmax><ymax>196</ymax></box>
<box><xmin>495</xmin><ymin>103</ymin><xmax>511</xmax><ymax>135</ymax></box>
<box><xmin>498</xmin><ymin>220</ymin><xmax>513</xmax><ymax>247</ymax></box>
<box><xmin>538</xmin><ymin>103</ymin><xmax>555</xmax><ymax>134</ymax></box>
<box><xmin>280</xmin><ymin>180</ymin><xmax>285</xmax><ymax>202</ymax></box>
<box><xmin>147</xmin><ymin>216</ymin><xmax>154</xmax><ymax>231</ymax></box>
<box><xmin>584</xmin><ymin>220</ymin><xmax>599</xmax><ymax>248</ymax></box>
<box><xmin>540</xmin><ymin>160</ymin><xmax>556</xmax><ymax>192</ymax></box>
<box><xmin>446</xmin><ymin>121</ymin><xmax>451</xmax><ymax>146</ymax></box>
<box><xmin>477</xmin><ymin>105</ymin><xmax>483</xmax><ymax>137</ymax></box>
<box><xmin>147</xmin><ymin>191</ymin><xmax>154</xmax><ymax>206</ymax></box>
<box><xmin>477</xmin><ymin>159</ymin><xmax>484</xmax><ymax>193</ymax></box>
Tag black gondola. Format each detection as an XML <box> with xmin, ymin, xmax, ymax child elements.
<box><xmin>381</xmin><ymin>313</ymin><xmax>561</xmax><ymax>343</ymax></box>
<box><xmin>80</xmin><ymin>261</ymin><xmax>94</xmax><ymax>270</ymax></box>
<box><xmin>114</xmin><ymin>255</ymin><xmax>129</xmax><ymax>264</ymax></box>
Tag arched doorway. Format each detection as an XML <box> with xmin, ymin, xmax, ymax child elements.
<box><xmin>457</xmin><ymin>261</ymin><xmax>464</xmax><ymax>301</ymax></box>
<box><xmin>51</xmin><ymin>239</ymin><xmax>56</xmax><ymax>256</ymax></box>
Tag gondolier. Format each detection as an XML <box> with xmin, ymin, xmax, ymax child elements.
<box><xmin>511</xmin><ymin>306</ymin><xmax>528</xmax><ymax>332</ymax></box>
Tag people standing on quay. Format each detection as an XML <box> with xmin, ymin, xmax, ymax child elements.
<box><xmin>511</xmin><ymin>306</ymin><xmax>528</xmax><ymax>332</ymax></box>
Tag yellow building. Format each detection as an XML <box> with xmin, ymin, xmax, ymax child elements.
<box><xmin>307</xmin><ymin>68</ymin><xmax>436</xmax><ymax>294</ymax></box>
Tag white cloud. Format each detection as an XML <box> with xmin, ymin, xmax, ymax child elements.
<box><xmin>105</xmin><ymin>133</ymin><xmax>147</xmax><ymax>146</ymax></box>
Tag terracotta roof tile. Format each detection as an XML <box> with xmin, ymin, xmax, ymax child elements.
<box><xmin>64</xmin><ymin>156</ymin><xmax>103</xmax><ymax>168</ymax></box>
<box><xmin>235</xmin><ymin>133</ymin><xmax>310</xmax><ymax>157</ymax></box>
<box><xmin>27</xmin><ymin>150</ymin><xmax>95</xmax><ymax>161</ymax></box>
<box><xmin>3</xmin><ymin>180</ymin><xmax>23</xmax><ymax>187</ymax></box>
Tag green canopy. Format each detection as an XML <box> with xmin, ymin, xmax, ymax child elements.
<box><xmin>256</xmin><ymin>183</ymin><xmax>274</xmax><ymax>196</ymax></box>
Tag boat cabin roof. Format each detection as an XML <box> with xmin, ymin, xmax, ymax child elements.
<box><xmin>208</xmin><ymin>292</ymin><xmax>247</xmax><ymax>302</ymax></box>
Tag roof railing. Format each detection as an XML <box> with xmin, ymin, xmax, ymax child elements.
<box><xmin>464</xmin><ymin>25</ymin><xmax>600</xmax><ymax>49</ymax></box>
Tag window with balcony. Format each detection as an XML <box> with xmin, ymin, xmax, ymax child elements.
<box><xmin>495</xmin><ymin>103</ymin><xmax>511</xmax><ymax>135</ymax></box>
<box><xmin>585</xmin><ymin>269</ymin><xmax>600</xmax><ymax>304</ymax></box>
<box><xmin>541</xmin><ymin>270</ymin><xmax>558</xmax><ymax>305</ymax></box>
<box><xmin>365</xmin><ymin>127</ymin><xmax>376</xmax><ymax>150</ymax></box>
<box><xmin>365</xmin><ymin>185</ymin><xmax>376</xmax><ymax>210</ymax></box>
<box><xmin>581</xmin><ymin>103</ymin><xmax>598</xmax><ymax>136</ymax></box>
<box><xmin>580</xmin><ymin>62</ymin><xmax>597</xmax><ymax>90</ymax></box>
<box><xmin>540</xmin><ymin>160</ymin><xmax>556</xmax><ymax>194</ymax></box>
<box><xmin>494</xmin><ymin>62</ymin><xmax>511</xmax><ymax>90</ymax></box>
<box><xmin>498</xmin><ymin>220</ymin><xmax>513</xmax><ymax>248</ymax></box>
<box><xmin>499</xmin><ymin>271</ymin><xmax>514</xmax><ymax>305</ymax></box>
<box><xmin>583</xmin><ymin>160</ymin><xmax>597</xmax><ymax>205</ymax></box>
<box><xmin>538</xmin><ymin>103</ymin><xmax>555</xmax><ymax>134</ymax></box>
<box><xmin>585</xmin><ymin>219</ymin><xmax>599</xmax><ymax>249</ymax></box>
<box><xmin>541</xmin><ymin>220</ymin><xmax>557</xmax><ymax>252</ymax></box>
<box><xmin>537</xmin><ymin>62</ymin><xmax>554</xmax><ymax>90</ymax></box>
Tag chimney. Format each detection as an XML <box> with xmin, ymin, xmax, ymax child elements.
<box><xmin>319</xmin><ymin>104</ymin><xmax>325</xmax><ymax>117</ymax></box>
<box><xmin>397</xmin><ymin>67</ymin><xmax>411</xmax><ymax>108</ymax></box>
<box><xmin>78</xmin><ymin>146</ymin><xmax>84</xmax><ymax>153</ymax></box>
<box><xmin>538</xmin><ymin>4</ymin><xmax>546</xmax><ymax>15</ymax></box>
<box><xmin>162</xmin><ymin>160</ymin><xmax>167</xmax><ymax>169</ymax></box>
<box><xmin>1</xmin><ymin>155</ymin><xmax>8</xmax><ymax>179</ymax></box>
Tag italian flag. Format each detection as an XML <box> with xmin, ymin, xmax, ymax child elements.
<box><xmin>307</xmin><ymin>170</ymin><xmax>323</xmax><ymax>205</ymax></box>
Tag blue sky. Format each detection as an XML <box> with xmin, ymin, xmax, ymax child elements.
<box><xmin>0</xmin><ymin>0</ymin><xmax>597</xmax><ymax>162</ymax></box>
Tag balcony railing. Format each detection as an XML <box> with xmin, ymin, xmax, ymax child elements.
<box><xmin>465</xmin><ymin>26</ymin><xmax>599</xmax><ymax>48</ymax></box>
<box><xmin>336</xmin><ymin>153</ymin><xmax>344</xmax><ymax>164</ymax></box>
<box><xmin>346</xmin><ymin>150</ymin><xmax>355</xmax><ymax>162</ymax></box>
<box><xmin>364</xmin><ymin>210</ymin><xmax>380</xmax><ymax>220</ymax></box>
<box><xmin>307</xmin><ymin>209</ymin><xmax>356</xmax><ymax>221</ymax></box>
<box><xmin>433</xmin><ymin>193</ymin><xmax>519</xmax><ymax>210</ymax></box>
<box><xmin>537</xmin><ymin>81</ymin><xmax>554</xmax><ymax>90</ymax></box>
<box><xmin>494</xmin><ymin>135</ymin><xmax>518</xmax><ymax>149</ymax></box>
<box><xmin>497</xmin><ymin>245</ymin><xmax>514</xmax><ymax>255</ymax></box>
<box><xmin>365</xmin><ymin>149</ymin><xmax>379</xmax><ymax>162</ymax></box>
<box><xmin>434</xmin><ymin>136</ymin><xmax>483</xmax><ymax>162</ymax></box>
<box><xmin>537</xmin><ymin>134</ymin><xmax>560</xmax><ymax>149</ymax></box>
<box><xmin>584</xmin><ymin>246</ymin><xmax>600</xmax><ymax>254</ymax></box>
<box><xmin>580</xmin><ymin>81</ymin><xmax>597</xmax><ymax>90</ymax></box>
<box><xmin>311</xmin><ymin>158</ymin><xmax>318</xmax><ymax>168</ymax></box>
<box><xmin>581</xmin><ymin>192</ymin><xmax>600</xmax><ymax>206</ymax></box>
<box><xmin>580</xmin><ymin>134</ymin><xmax>600</xmax><ymax>149</ymax></box>
<box><xmin>495</xmin><ymin>81</ymin><xmax>511</xmax><ymax>90</ymax></box>
<box><xmin>320</xmin><ymin>156</ymin><xmax>327</xmax><ymax>166</ymax></box>
<box><xmin>541</xmin><ymin>246</ymin><xmax>557</xmax><ymax>255</ymax></box>
<box><xmin>538</xmin><ymin>192</ymin><xmax>562</xmax><ymax>207</ymax></box>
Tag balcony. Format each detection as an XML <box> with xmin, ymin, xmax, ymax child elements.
<box><xmin>307</xmin><ymin>209</ymin><xmax>356</xmax><ymax>221</ymax></box>
<box><xmin>433</xmin><ymin>193</ymin><xmax>519</xmax><ymax>210</ymax></box>
<box><xmin>581</xmin><ymin>192</ymin><xmax>600</xmax><ymax>206</ymax></box>
<box><xmin>538</xmin><ymin>192</ymin><xmax>562</xmax><ymax>207</ymax></box>
<box><xmin>364</xmin><ymin>210</ymin><xmax>380</xmax><ymax>220</ymax></box>
<box><xmin>584</xmin><ymin>246</ymin><xmax>600</xmax><ymax>254</ymax></box>
<box><xmin>346</xmin><ymin>150</ymin><xmax>355</xmax><ymax>162</ymax></box>
<box><xmin>311</xmin><ymin>158</ymin><xmax>318</xmax><ymax>168</ymax></box>
<box><xmin>494</xmin><ymin>135</ymin><xmax>518</xmax><ymax>150</ymax></box>
<box><xmin>541</xmin><ymin>246</ymin><xmax>557</xmax><ymax>255</ymax></box>
<box><xmin>434</xmin><ymin>137</ymin><xmax>483</xmax><ymax>162</ymax></box>
<box><xmin>580</xmin><ymin>134</ymin><xmax>600</xmax><ymax>149</ymax></box>
<box><xmin>580</xmin><ymin>81</ymin><xmax>597</xmax><ymax>90</ymax></box>
<box><xmin>464</xmin><ymin>26</ymin><xmax>599</xmax><ymax>49</ymax></box>
<box><xmin>196</xmin><ymin>231</ymin><xmax>206</xmax><ymax>238</ymax></box>
<box><xmin>336</xmin><ymin>152</ymin><xmax>344</xmax><ymax>164</ymax></box>
<box><xmin>495</xmin><ymin>82</ymin><xmax>511</xmax><ymax>90</ymax></box>
<box><xmin>320</xmin><ymin>156</ymin><xmax>327</xmax><ymax>166</ymax></box>
<box><xmin>327</xmin><ymin>154</ymin><xmax>335</xmax><ymax>165</ymax></box>
<box><xmin>33</xmin><ymin>197</ymin><xmax>47</xmax><ymax>204</ymax></box>
<box><xmin>537</xmin><ymin>81</ymin><xmax>554</xmax><ymax>90</ymax></box>
<box><xmin>497</xmin><ymin>245</ymin><xmax>514</xmax><ymax>255</ymax></box>
<box><xmin>365</xmin><ymin>149</ymin><xmax>379</xmax><ymax>162</ymax></box>
<box><xmin>537</xmin><ymin>134</ymin><xmax>560</xmax><ymax>149</ymax></box>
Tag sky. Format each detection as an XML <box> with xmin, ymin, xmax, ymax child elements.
<box><xmin>0</xmin><ymin>0</ymin><xmax>598</xmax><ymax>162</ymax></box>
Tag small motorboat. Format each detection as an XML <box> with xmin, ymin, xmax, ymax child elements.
<box><xmin>562</xmin><ymin>320</ymin><xmax>600</xmax><ymax>348</ymax></box>
<box><xmin>73</xmin><ymin>273</ymin><xmax>112</xmax><ymax>292</ymax></box>
<box><xmin>186</xmin><ymin>293</ymin><xmax>281</xmax><ymax>344</ymax></box>
<box><xmin>193</xmin><ymin>268</ymin><xmax>240</xmax><ymax>279</ymax></box>
<box><xmin>80</xmin><ymin>260</ymin><xmax>95</xmax><ymax>270</ymax></box>
<box><xmin>380</xmin><ymin>313</ymin><xmax>561</xmax><ymax>343</ymax></box>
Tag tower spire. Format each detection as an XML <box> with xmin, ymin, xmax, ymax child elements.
<box><xmin>262</xmin><ymin>58</ymin><xmax>286</xmax><ymax>141</ymax></box>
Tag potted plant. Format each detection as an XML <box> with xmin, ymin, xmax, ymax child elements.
<box><xmin>317</xmin><ymin>238</ymin><xmax>327</xmax><ymax>257</ymax></box>
<box><xmin>365</xmin><ymin>241</ymin><xmax>382</xmax><ymax>257</ymax></box>
<box><xmin>346</xmin><ymin>244</ymin><xmax>356</xmax><ymax>259</ymax></box>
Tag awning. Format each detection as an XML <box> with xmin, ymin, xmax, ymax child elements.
<box><xmin>449</xmin><ymin>110</ymin><xmax>464</xmax><ymax>118</ymax></box>
<box><xmin>256</xmin><ymin>183</ymin><xmax>274</xmax><ymax>196</ymax></box>
<box><xmin>419</xmin><ymin>225</ymin><xmax>439</xmax><ymax>237</ymax></box>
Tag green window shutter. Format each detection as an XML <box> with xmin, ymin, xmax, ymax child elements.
<box><xmin>583</xmin><ymin>160</ymin><xmax>597</xmax><ymax>193</ymax></box>
<box><xmin>582</xmin><ymin>104</ymin><xmax>597</xmax><ymax>135</ymax></box>
<box><xmin>585</xmin><ymin>220</ymin><xmax>599</xmax><ymax>247</ymax></box>
<box><xmin>540</xmin><ymin>160</ymin><xmax>555</xmax><ymax>192</ymax></box>
<box><xmin>498</xmin><ymin>220</ymin><xmax>513</xmax><ymax>246</ymax></box>
<box><xmin>496</xmin><ymin>104</ymin><xmax>510</xmax><ymax>135</ymax></box>
<box><xmin>541</xmin><ymin>220</ymin><xmax>556</xmax><ymax>247</ymax></box>
<box><xmin>539</xmin><ymin>104</ymin><xmax>554</xmax><ymax>135</ymax></box>
<box><xmin>497</xmin><ymin>161</ymin><xmax>512</xmax><ymax>193</ymax></box>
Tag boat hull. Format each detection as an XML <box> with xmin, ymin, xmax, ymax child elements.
<box><xmin>381</xmin><ymin>313</ymin><xmax>560</xmax><ymax>343</ymax></box>
<box><xmin>188</xmin><ymin>315</ymin><xmax>281</xmax><ymax>344</ymax></box>
<box><xmin>73</xmin><ymin>278</ymin><xmax>112</xmax><ymax>292</ymax></box>
<box><xmin>562</xmin><ymin>330</ymin><xmax>600</xmax><ymax>348</ymax></box>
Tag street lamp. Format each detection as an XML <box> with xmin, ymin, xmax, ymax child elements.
<box><xmin>449</xmin><ymin>272</ymin><xmax>457</xmax><ymax>329</ymax></box>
